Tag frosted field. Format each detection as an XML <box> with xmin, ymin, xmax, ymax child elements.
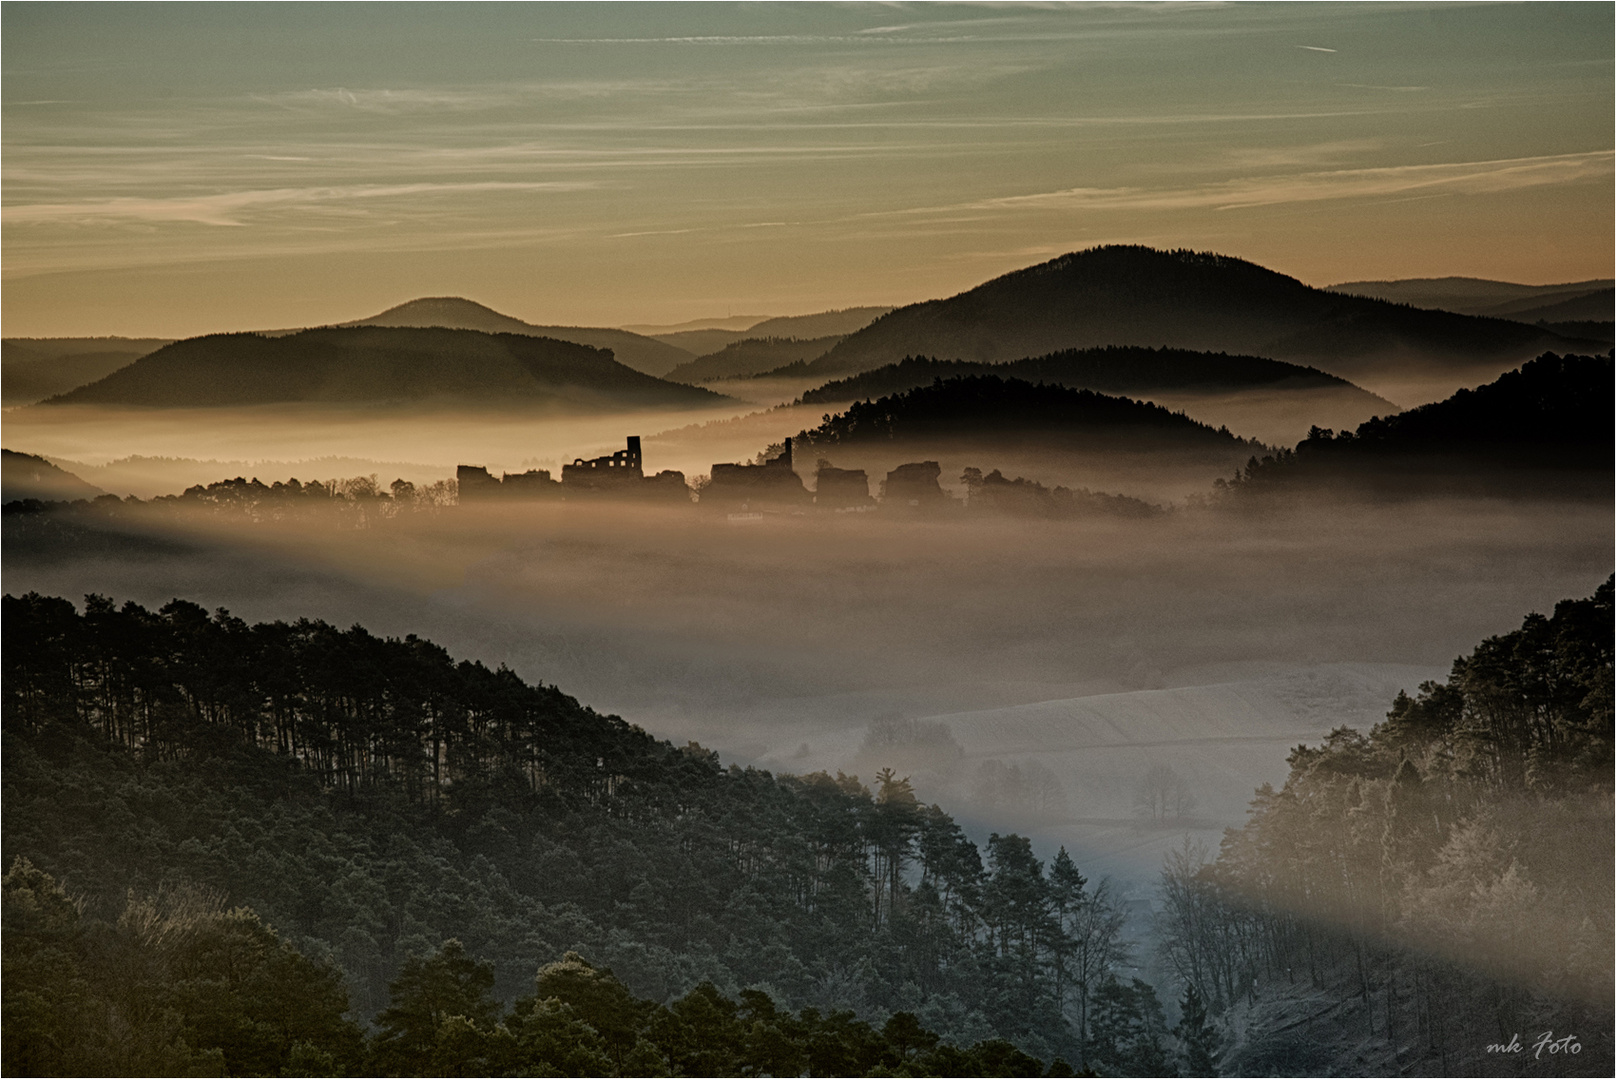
<box><xmin>753</xmin><ymin>661</ymin><xmax>1447</xmax><ymax>885</ymax></box>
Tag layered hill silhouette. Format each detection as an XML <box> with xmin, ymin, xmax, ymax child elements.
<box><xmin>795</xmin><ymin>247</ymin><xmax>1596</xmax><ymax>403</ymax></box>
<box><xmin>797</xmin><ymin>347</ymin><xmax>1394</xmax><ymax>411</ymax></box>
<box><xmin>1</xmin><ymin>449</ymin><xmax>106</xmax><ymax>503</ymax></box>
<box><xmin>43</xmin><ymin>326</ymin><xmax>727</xmax><ymax>411</ymax></box>
<box><xmin>1222</xmin><ymin>352</ymin><xmax>1614</xmax><ymax>496</ymax></box>
<box><xmin>2</xmin><ymin>337</ymin><xmax>172</xmax><ymax>405</ymax></box>
<box><xmin>666</xmin><ymin>334</ymin><xmax>846</xmax><ymax>384</ymax></box>
<box><xmin>795</xmin><ymin>374</ymin><xmax>1257</xmax><ymax>452</ymax></box>
<box><xmin>1329</xmin><ymin>276</ymin><xmax>1613</xmax><ymax>319</ymax></box>
<box><xmin>1316</xmin><ymin>352</ymin><xmax>1612</xmax><ymax>459</ymax></box>
<box><xmin>344</xmin><ymin>297</ymin><xmax>694</xmax><ymax>377</ymax></box>
<box><xmin>642</xmin><ymin>306</ymin><xmax>894</xmax><ymax>358</ymax></box>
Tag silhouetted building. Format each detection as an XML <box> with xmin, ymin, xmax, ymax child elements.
<box><xmin>459</xmin><ymin>436</ymin><xmax>686</xmax><ymax>503</ymax></box>
<box><xmin>501</xmin><ymin>469</ymin><xmax>562</xmax><ymax>497</ymax></box>
<box><xmin>813</xmin><ymin>461</ymin><xmax>872</xmax><ymax>509</ymax></box>
<box><xmin>457</xmin><ymin>465</ymin><xmax>502</xmax><ymax>500</ymax></box>
<box><xmin>562</xmin><ymin>436</ymin><xmax>644</xmax><ymax>493</ymax></box>
<box><xmin>456</xmin><ymin>464</ymin><xmax>561</xmax><ymax>501</ymax></box>
<box><xmin>640</xmin><ymin>469</ymin><xmax>692</xmax><ymax>500</ymax></box>
<box><xmin>882</xmin><ymin>461</ymin><xmax>949</xmax><ymax>508</ymax></box>
<box><xmin>705</xmin><ymin>437</ymin><xmax>810</xmax><ymax>506</ymax></box>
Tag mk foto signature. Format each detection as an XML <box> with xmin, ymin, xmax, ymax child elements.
<box><xmin>1485</xmin><ymin>1032</ymin><xmax>1582</xmax><ymax>1060</ymax></box>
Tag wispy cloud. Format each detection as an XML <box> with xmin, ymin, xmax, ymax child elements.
<box><xmin>1296</xmin><ymin>45</ymin><xmax>1337</xmax><ymax>53</ymax></box>
<box><xmin>3</xmin><ymin>181</ymin><xmax>598</xmax><ymax>227</ymax></box>
<box><xmin>880</xmin><ymin>151</ymin><xmax>1614</xmax><ymax>218</ymax></box>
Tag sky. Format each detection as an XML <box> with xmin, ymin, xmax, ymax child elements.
<box><xmin>3</xmin><ymin>1</ymin><xmax>1612</xmax><ymax>337</ymax></box>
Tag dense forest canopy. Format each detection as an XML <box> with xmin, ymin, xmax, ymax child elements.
<box><xmin>1216</xmin><ymin>352</ymin><xmax>1614</xmax><ymax>497</ymax></box>
<box><xmin>2</xmin><ymin>591</ymin><xmax>1201</xmax><ymax>1075</ymax></box>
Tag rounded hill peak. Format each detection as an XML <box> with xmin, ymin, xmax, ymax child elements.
<box><xmin>350</xmin><ymin>297</ymin><xmax>535</xmax><ymax>334</ymax></box>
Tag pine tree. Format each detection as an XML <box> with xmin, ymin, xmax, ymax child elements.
<box><xmin>1173</xmin><ymin>983</ymin><xmax>1219</xmax><ymax>1076</ymax></box>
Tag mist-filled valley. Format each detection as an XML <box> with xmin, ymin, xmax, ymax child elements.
<box><xmin>4</xmin><ymin>247</ymin><xmax>1612</xmax><ymax>1077</ymax></box>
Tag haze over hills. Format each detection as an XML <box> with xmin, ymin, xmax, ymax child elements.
<box><xmin>36</xmin><ymin>454</ymin><xmax>456</xmax><ymax>501</ymax></box>
<box><xmin>43</xmin><ymin>326</ymin><xmax>728</xmax><ymax>412</ymax></box>
<box><xmin>622</xmin><ymin>314</ymin><xmax>772</xmax><ymax>334</ymax></box>
<box><xmin>792</xmin><ymin>348</ymin><xmax>1397</xmax><ymax>447</ymax></box>
<box><xmin>1328</xmin><ymin>276</ymin><xmax>1614</xmax><ymax>318</ymax></box>
<box><xmin>1223</xmin><ymin>352</ymin><xmax>1614</xmax><ymax>497</ymax></box>
<box><xmin>796</xmin><ymin>375</ymin><xmax>1256</xmax><ymax>453</ymax></box>
<box><xmin>746</xmin><ymin>306</ymin><xmax>895</xmax><ymax>339</ymax></box>
<box><xmin>0</xmin><ymin>449</ymin><xmax>106</xmax><ymax>503</ymax></box>
<box><xmin>1326</xmin><ymin>276</ymin><xmax>1615</xmax><ymax>344</ymax></box>
<box><xmin>798</xmin><ymin>348</ymin><xmax>1393</xmax><ymax>408</ymax></box>
<box><xmin>665</xmin><ymin>335</ymin><xmax>847</xmax><ymax>384</ymax></box>
<box><xmin>2</xmin><ymin>337</ymin><xmax>173</xmax><ymax>406</ymax></box>
<box><xmin>798</xmin><ymin>246</ymin><xmax>1598</xmax><ymax>405</ymax></box>
<box><xmin>639</xmin><ymin>306</ymin><xmax>895</xmax><ymax>359</ymax></box>
<box><xmin>344</xmin><ymin>297</ymin><xmax>696</xmax><ymax>378</ymax></box>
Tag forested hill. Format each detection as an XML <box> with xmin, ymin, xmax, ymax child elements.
<box><xmin>1219</xmin><ymin>352</ymin><xmax>1614</xmax><ymax>495</ymax></box>
<box><xmin>799</xmin><ymin>246</ymin><xmax>1592</xmax><ymax>383</ymax></box>
<box><xmin>1159</xmin><ymin>578</ymin><xmax>1614</xmax><ymax>1076</ymax></box>
<box><xmin>43</xmin><ymin>326</ymin><xmax>726</xmax><ymax>410</ymax></box>
<box><xmin>796</xmin><ymin>375</ymin><xmax>1259</xmax><ymax>451</ymax></box>
<box><xmin>1</xmin><ymin>449</ymin><xmax>106</xmax><ymax>503</ymax></box>
<box><xmin>2</xmin><ymin>593</ymin><xmax>1171</xmax><ymax>1075</ymax></box>
<box><xmin>797</xmin><ymin>347</ymin><xmax>1393</xmax><ymax>408</ymax></box>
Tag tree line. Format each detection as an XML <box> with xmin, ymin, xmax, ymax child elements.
<box><xmin>1</xmin><ymin>860</ymin><xmax>1074</xmax><ymax>1077</ymax></box>
<box><xmin>1154</xmin><ymin>578</ymin><xmax>1614</xmax><ymax>1075</ymax></box>
<box><xmin>3</xmin><ymin>591</ymin><xmax>1210</xmax><ymax>1074</ymax></box>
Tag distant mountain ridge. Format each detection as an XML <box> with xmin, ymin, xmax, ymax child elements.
<box><xmin>666</xmin><ymin>335</ymin><xmax>847</xmax><ymax>384</ymax></box>
<box><xmin>797</xmin><ymin>347</ymin><xmax>1395</xmax><ymax>411</ymax></box>
<box><xmin>642</xmin><ymin>306</ymin><xmax>894</xmax><ymax>358</ymax></box>
<box><xmin>345</xmin><ymin>297</ymin><xmax>695</xmax><ymax>377</ymax></box>
<box><xmin>3</xmin><ymin>337</ymin><xmax>173</xmax><ymax>405</ymax></box>
<box><xmin>798</xmin><ymin>247</ymin><xmax>1596</xmax><ymax>403</ymax></box>
<box><xmin>44</xmin><ymin>326</ymin><xmax>727</xmax><ymax>411</ymax></box>
<box><xmin>1328</xmin><ymin>276</ymin><xmax>1613</xmax><ymax>318</ymax></box>
<box><xmin>746</xmin><ymin>306</ymin><xmax>895</xmax><ymax>339</ymax></box>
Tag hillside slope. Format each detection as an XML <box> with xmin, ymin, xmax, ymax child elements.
<box><xmin>3</xmin><ymin>338</ymin><xmax>171</xmax><ymax>405</ymax></box>
<box><xmin>797</xmin><ymin>374</ymin><xmax>1255</xmax><ymax>451</ymax></box>
<box><xmin>1</xmin><ymin>449</ymin><xmax>107</xmax><ymax>503</ymax></box>
<box><xmin>1328</xmin><ymin>275</ymin><xmax>1612</xmax><ymax>316</ymax></box>
<box><xmin>803</xmin><ymin>247</ymin><xmax>1595</xmax><ymax>403</ymax></box>
<box><xmin>347</xmin><ymin>297</ymin><xmax>695</xmax><ymax>377</ymax></box>
<box><xmin>1222</xmin><ymin>352</ymin><xmax>1614</xmax><ymax>496</ymax></box>
<box><xmin>746</xmin><ymin>306</ymin><xmax>893</xmax><ymax>339</ymax></box>
<box><xmin>45</xmin><ymin>326</ymin><xmax>727</xmax><ymax>411</ymax></box>
<box><xmin>799</xmin><ymin>347</ymin><xmax>1393</xmax><ymax>409</ymax></box>
<box><xmin>666</xmin><ymin>335</ymin><xmax>845</xmax><ymax>384</ymax></box>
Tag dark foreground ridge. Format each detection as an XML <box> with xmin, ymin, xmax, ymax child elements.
<box><xmin>2</xmin><ymin>593</ymin><xmax>1163</xmax><ymax>1075</ymax></box>
<box><xmin>1215</xmin><ymin>352</ymin><xmax>1615</xmax><ymax>497</ymax></box>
